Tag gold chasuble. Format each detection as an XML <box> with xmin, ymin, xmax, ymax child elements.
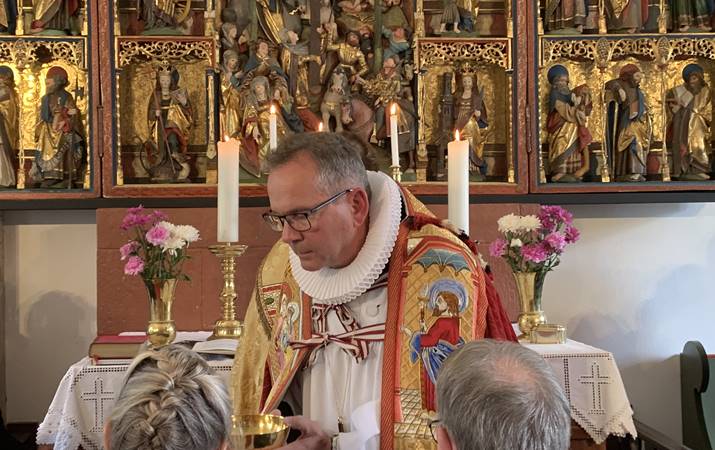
<box><xmin>232</xmin><ymin>172</ymin><xmax>516</xmax><ymax>449</ymax></box>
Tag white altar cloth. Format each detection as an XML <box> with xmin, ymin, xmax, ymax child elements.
<box><xmin>36</xmin><ymin>332</ymin><xmax>232</xmax><ymax>450</ymax></box>
<box><xmin>522</xmin><ymin>339</ymin><xmax>637</xmax><ymax>443</ymax></box>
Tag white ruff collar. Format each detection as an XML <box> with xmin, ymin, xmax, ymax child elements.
<box><xmin>289</xmin><ymin>171</ymin><xmax>402</xmax><ymax>305</ymax></box>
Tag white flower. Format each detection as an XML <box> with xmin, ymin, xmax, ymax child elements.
<box><xmin>497</xmin><ymin>214</ymin><xmax>521</xmax><ymax>233</ymax></box>
<box><xmin>519</xmin><ymin>215</ymin><xmax>542</xmax><ymax>232</ymax></box>
<box><xmin>158</xmin><ymin>221</ymin><xmax>177</xmax><ymax>234</ymax></box>
<box><xmin>173</xmin><ymin>225</ymin><xmax>200</xmax><ymax>243</ymax></box>
<box><xmin>161</xmin><ymin>236</ymin><xmax>186</xmax><ymax>256</ymax></box>
<box><xmin>510</xmin><ymin>238</ymin><xmax>523</xmax><ymax>248</ymax></box>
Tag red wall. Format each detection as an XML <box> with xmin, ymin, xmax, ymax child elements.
<box><xmin>97</xmin><ymin>204</ymin><xmax>536</xmax><ymax>335</ymax></box>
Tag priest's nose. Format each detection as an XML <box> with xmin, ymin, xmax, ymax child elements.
<box><xmin>281</xmin><ymin>222</ymin><xmax>302</xmax><ymax>244</ymax></box>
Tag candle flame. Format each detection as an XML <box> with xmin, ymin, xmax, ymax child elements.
<box><xmin>270</xmin><ymin>104</ymin><xmax>276</xmax><ymax>114</ymax></box>
<box><xmin>390</xmin><ymin>103</ymin><xmax>397</xmax><ymax>115</ymax></box>
<box><xmin>223</xmin><ymin>134</ymin><xmax>230</xmax><ymax>142</ymax></box>
<box><xmin>318</xmin><ymin>121</ymin><xmax>324</xmax><ymax>132</ymax></box>
<box><xmin>454</xmin><ymin>129</ymin><xmax>461</xmax><ymax>141</ymax></box>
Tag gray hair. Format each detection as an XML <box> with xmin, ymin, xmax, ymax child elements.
<box><xmin>107</xmin><ymin>344</ymin><xmax>231</xmax><ymax>450</ymax></box>
<box><xmin>436</xmin><ymin>340</ymin><xmax>571</xmax><ymax>450</ymax></box>
<box><xmin>264</xmin><ymin>132</ymin><xmax>369</xmax><ymax>195</ymax></box>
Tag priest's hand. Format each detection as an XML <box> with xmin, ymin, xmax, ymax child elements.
<box><xmin>280</xmin><ymin>416</ymin><xmax>331</xmax><ymax>450</ymax></box>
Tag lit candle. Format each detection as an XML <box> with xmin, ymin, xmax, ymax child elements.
<box><xmin>318</xmin><ymin>121</ymin><xmax>324</xmax><ymax>132</ymax></box>
<box><xmin>390</xmin><ymin>103</ymin><xmax>399</xmax><ymax>167</ymax></box>
<box><xmin>448</xmin><ymin>129</ymin><xmax>469</xmax><ymax>234</ymax></box>
<box><xmin>217</xmin><ymin>136</ymin><xmax>240</xmax><ymax>242</ymax></box>
<box><xmin>269</xmin><ymin>104</ymin><xmax>278</xmax><ymax>150</ymax></box>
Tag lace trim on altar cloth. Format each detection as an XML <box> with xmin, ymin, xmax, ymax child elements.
<box><xmin>290</xmin><ymin>171</ymin><xmax>402</xmax><ymax>305</ymax></box>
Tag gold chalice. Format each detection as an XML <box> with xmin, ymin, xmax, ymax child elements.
<box><xmin>230</xmin><ymin>414</ymin><xmax>290</xmax><ymax>450</ymax></box>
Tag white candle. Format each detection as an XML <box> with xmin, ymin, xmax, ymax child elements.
<box><xmin>448</xmin><ymin>129</ymin><xmax>469</xmax><ymax>234</ymax></box>
<box><xmin>269</xmin><ymin>104</ymin><xmax>278</xmax><ymax>150</ymax></box>
<box><xmin>390</xmin><ymin>103</ymin><xmax>399</xmax><ymax>167</ymax></box>
<box><xmin>217</xmin><ymin>137</ymin><xmax>240</xmax><ymax>243</ymax></box>
<box><xmin>318</xmin><ymin>121</ymin><xmax>324</xmax><ymax>132</ymax></box>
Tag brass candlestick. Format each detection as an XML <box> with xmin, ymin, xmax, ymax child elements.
<box><xmin>208</xmin><ymin>242</ymin><xmax>247</xmax><ymax>340</ymax></box>
<box><xmin>390</xmin><ymin>165</ymin><xmax>402</xmax><ymax>183</ymax></box>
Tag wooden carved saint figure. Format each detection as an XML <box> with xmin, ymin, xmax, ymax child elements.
<box><xmin>0</xmin><ymin>1</ymin><xmax>18</xmax><ymax>34</ymax></box>
<box><xmin>544</xmin><ymin>0</ymin><xmax>587</xmax><ymax>32</ymax></box>
<box><xmin>0</xmin><ymin>66</ymin><xmax>16</xmax><ymax>186</ymax></box>
<box><xmin>220</xmin><ymin>50</ymin><xmax>242</xmax><ymax>139</ymax></box>
<box><xmin>35</xmin><ymin>66</ymin><xmax>85</xmax><ymax>187</ymax></box>
<box><xmin>546</xmin><ymin>65</ymin><xmax>593</xmax><ymax>182</ymax></box>
<box><xmin>31</xmin><ymin>0</ymin><xmax>81</xmax><ymax>34</ymax></box>
<box><xmin>407</xmin><ymin>279</ymin><xmax>468</xmax><ymax>412</ymax></box>
<box><xmin>605</xmin><ymin>64</ymin><xmax>651</xmax><ymax>182</ymax></box>
<box><xmin>145</xmin><ymin>64</ymin><xmax>193</xmax><ymax>182</ymax></box>
<box><xmin>453</xmin><ymin>71</ymin><xmax>488</xmax><ymax>180</ymax></box>
<box><xmin>666</xmin><ymin>64</ymin><xmax>712</xmax><ymax>180</ymax></box>
<box><xmin>606</xmin><ymin>0</ymin><xmax>648</xmax><ymax>32</ymax></box>
<box><xmin>137</xmin><ymin>0</ymin><xmax>193</xmax><ymax>35</ymax></box>
<box><xmin>670</xmin><ymin>0</ymin><xmax>713</xmax><ymax>31</ymax></box>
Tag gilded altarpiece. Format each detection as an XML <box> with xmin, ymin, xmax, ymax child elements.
<box><xmin>113</xmin><ymin>37</ymin><xmax>217</xmax><ymax>187</ymax></box>
<box><xmin>535</xmin><ymin>35</ymin><xmax>715</xmax><ymax>192</ymax></box>
<box><xmin>415</xmin><ymin>38</ymin><xmax>514</xmax><ymax>184</ymax></box>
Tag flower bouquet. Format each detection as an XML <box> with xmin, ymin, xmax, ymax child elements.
<box><xmin>488</xmin><ymin>206</ymin><xmax>579</xmax><ymax>337</ymax></box>
<box><xmin>119</xmin><ymin>206</ymin><xmax>200</xmax><ymax>347</ymax></box>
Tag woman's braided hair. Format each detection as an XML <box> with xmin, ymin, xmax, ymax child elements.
<box><xmin>107</xmin><ymin>344</ymin><xmax>231</xmax><ymax>450</ymax></box>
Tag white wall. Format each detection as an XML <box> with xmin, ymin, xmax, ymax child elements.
<box><xmin>546</xmin><ymin>203</ymin><xmax>715</xmax><ymax>443</ymax></box>
<box><xmin>2</xmin><ymin>204</ymin><xmax>715</xmax><ymax>444</ymax></box>
<box><xmin>3</xmin><ymin>210</ymin><xmax>96</xmax><ymax>423</ymax></box>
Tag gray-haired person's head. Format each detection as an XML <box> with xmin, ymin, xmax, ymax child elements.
<box><xmin>436</xmin><ymin>340</ymin><xmax>571</xmax><ymax>450</ymax></box>
<box><xmin>265</xmin><ymin>131</ymin><xmax>370</xmax><ymax>195</ymax></box>
<box><xmin>106</xmin><ymin>344</ymin><xmax>231</xmax><ymax>450</ymax></box>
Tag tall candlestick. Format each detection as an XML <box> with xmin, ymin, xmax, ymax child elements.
<box><xmin>269</xmin><ymin>104</ymin><xmax>278</xmax><ymax>150</ymax></box>
<box><xmin>390</xmin><ymin>103</ymin><xmax>399</xmax><ymax>167</ymax></box>
<box><xmin>448</xmin><ymin>130</ymin><xmax>469</xmax><ymax>234</ymax></box>
<box><xmin>217</xmin><ymin>137</ymin><xmax>240</xmax><ymax>242</ymax></box>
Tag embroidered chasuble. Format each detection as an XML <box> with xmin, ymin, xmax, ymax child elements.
<box><xmin>232</xmin><ymin>171</ymin><xmax>516</xmax><ymax>450</ymax></box>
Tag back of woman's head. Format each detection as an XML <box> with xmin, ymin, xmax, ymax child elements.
<box><xmin>107</xmin><ymin>344</ymin><xmax>231</xmax><ymax>450</ymax></box>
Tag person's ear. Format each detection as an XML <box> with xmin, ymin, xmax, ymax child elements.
<box><xmin>436</xmin><ymin>426</ymin><xmax>456</xmax><ymax>450</ymax></box>
<box><xmin>349</xmin><ymin>188</ymin><xmax>370</xmax><ymax>227</ymax></box>
<box><xmin>103</xmin><ymin>423</ymin><xmax>111</xmax><ymax>450</ymax></box>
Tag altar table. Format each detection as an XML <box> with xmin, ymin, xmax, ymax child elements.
<box><xmin>37</xmin><ymin>333</ymin><xmax>635</xmax><ymax>449</ymax></box>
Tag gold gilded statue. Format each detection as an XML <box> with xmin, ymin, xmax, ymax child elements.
<box><xmin>666</xmin><ymin>64</ymin><xmax>712</xmax><ymax>180</ymax></box>
<box><xmin>35</xmin><ymin>66</ymin><xmax>85</xmax><ymax>187</ymax></box>
<box><xmin>605</xmin><ymin>64</ymin><xmax>651</xmax><ymax>182</ymax></box>
<box><xmin>454</xmin><ymin>70</ymin><xmax>488</xmax><ymax>180</ymax></box>
<box><xmin>279</xmin><ymin>28</ymin><xmax>321</xmax><ymax>131</ymax></box>
<box><xmin>0</xmin><ymin>66</ymin><xmax>17</xmax><ymax>187</ymax></box>
<box><xmin>145</xmin><ymin>64</ymin><xmax>193</xmax><ymax>182</ymax></box>
<box><xmin>545</xmin><ymin>65</ymin><xmax>592</xmax><ymax>182</ymax></box>
<box><xmin>240</xmin><ymin>76</ymin><xmax>291</xmax><ymax>177</ymax></box>
<box><xmin>220</xmin><ymin>50</ymin><xmax>242</xmax><ymax>139</ymax></box>
<box><xmin>137</xmin><ymin>0</ymin><xmax>194</xmax><ymax>35</ymax></box>
<box><xmin>325</xmin><ymin>30</ymin><xmax>369</xmax><ymax>89</ymax></box>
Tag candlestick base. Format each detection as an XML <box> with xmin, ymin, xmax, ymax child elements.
<box><xmin>208</xmin><ymin>243</ymin><xmax>247</xmax><ymax>341</ymax></box>
<box><xmin>390</xmin><ymin>165</ymin><xmax>402</xmax><ymax>183</ymax></box>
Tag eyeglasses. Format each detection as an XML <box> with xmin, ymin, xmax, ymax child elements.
<box><xmin>428</xmin><ymin>418</ymin><xmax>442</xmax><ymax>441</ymax></box>
<box><xmin>262</xmin><ymin>189</ymin><xmax>354</xmax><ymax>232</ymax></box>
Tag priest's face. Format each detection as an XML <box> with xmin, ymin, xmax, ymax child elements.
<box><xmin>267</xmin><ymin>152</ymin><xmax>369</xmax><ymax>271</ymax></box>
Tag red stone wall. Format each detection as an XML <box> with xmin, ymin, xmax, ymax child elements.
<box><xmin>96</xmin><ymin>204</ymin><xmax>537</xmax><ymax>334</ymax></box>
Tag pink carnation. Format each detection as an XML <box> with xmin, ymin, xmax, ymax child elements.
<box><xmin>120</xmin><ymin>212</ymin><xmax>153</xmax><ymax>231</ymax></box>
<box><xmin>565</xmin><ymin>225</ymin><xmax>580</xmax><ymax>244</ymax></box>
<box><xmin>545</xmin><ymin>232</ymin><xmax>566</xmax><ymax>253</ymax></box>
<box><xmin>489</xmin><ymin>238</ymin><xmax>508</xmax><ymax>258</ymax></box>
<box><xmin>146</xmin><ymin>223</ymin><xmax>170</xmax><ymax>246</ymax></box>
<box><xmin>521</xmin><ymin>243</ymin><xmax>549</xmax><ymax>263</ymax></box>
<box><xmin>124</xmin><ymin>256</ymin><xmax>145</xmax><ymax>276</ymax></box>
<box><xmin>119</xmin><ymin>241</ymin><xmax>140</xmax><ymax>260</ymax></box>
<box><xmin>538</xmin><ymin>205</ymin><xmax>573</xmax><ymax>232</ymax></box>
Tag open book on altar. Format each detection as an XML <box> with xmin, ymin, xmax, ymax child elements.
<box><xmin>192</xmin><ymin>339</ymin><xmax>238</xmax><ymax>356</ymax></box>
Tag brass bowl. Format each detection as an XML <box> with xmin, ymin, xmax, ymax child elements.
<box><xmin>230</xmin><ymin>414</ymin><xmax>290</xmax><ymax>450</ymax></box>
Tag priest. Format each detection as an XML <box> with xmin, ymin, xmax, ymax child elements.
<box><xmin>231</xmin><ymin>132</ymin><xmax>516</xmax><ymax>449</ymax></box>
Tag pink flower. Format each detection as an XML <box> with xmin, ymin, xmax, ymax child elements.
<box><xmin>127</xmin><ymin>205</ymin><xmax>145</xmax><ymax>215</ymax></box>
<box><xmin>124</xmin><ymin>256</ymin><xmax>145</xmax><ymax>276</ymax></box>
<box><xmin>152</xmin><ymin>210</ymin><xmax>168</xmax><ymax>222</ymax></box>
<box><xmin>538</xmin><ymin>205</ymin><xmax>573</xmax><ymax>232</ymax></box>
<box><xmin>565</xmin><ymin>225</ymin><xmax>580</xmax><ymax>244</ymax></box>
<box><xmin>119</xmin><ymin>241</ymin><xmax>140</xmax><ymax>260</ymax></box>
<box><xmin>489</xmin><ymin>238</ymin><xmax>508</xmax><ymax>258</ymax></box>
<box><xmin>120</xmin><ymin>212</ymin><xmax>153</xmax><ymax>231</ymax></box>
<box><xmin>146</xmin><ymin>223</ymin><xmax>170</xmax><ymax>246</ymax></box>
<box><xmin>545</xmin><ymin>232</ymin><xmax>566</xmax><ymax>253</ymax></box>
<box><xmin>521</xmin><ymin>243</ymin><xmax>549</xmax><ymax>263</ymax></box>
